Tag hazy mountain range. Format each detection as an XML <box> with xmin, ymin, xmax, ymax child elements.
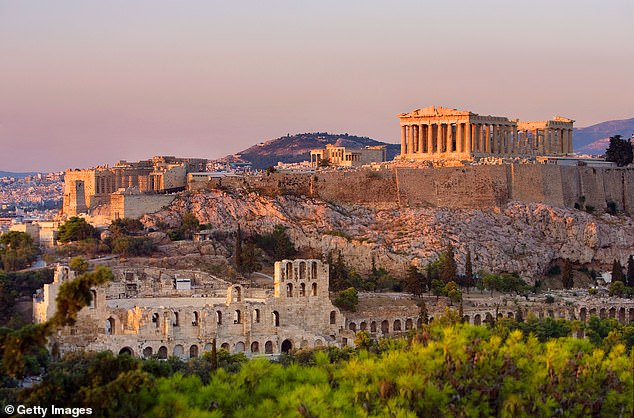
<box><xmin>573</xmin><ymin>118</ymin><xmax>634</xmax><ymax>154</ymax></box>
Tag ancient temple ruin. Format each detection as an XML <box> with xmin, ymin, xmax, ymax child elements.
<box><xmin>398</xmin><ymin>106</ymin><xmax>574</xmax><ymax>160</ymax></box>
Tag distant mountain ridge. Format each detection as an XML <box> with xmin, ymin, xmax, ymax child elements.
<box><xmin>574</xmin><ymin>118</ymin><xmax>634</xmax><ymax>154</ymax></box>
<box><xmin>220</xmin><ymin>132</ymin><xmax>399</xmax><ymax>169</ymax></box>
<box><xmin>0</xmin><ymin>171</ymin><xmax>38</xmax><ymax>178</ymax></box>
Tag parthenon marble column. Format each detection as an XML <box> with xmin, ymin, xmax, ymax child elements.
<box><xmin>465</xmin><ymin>123</ymin><xmax>472</xmax><ymax>153</ymax></box>
<box><xmin>427</xmin><ymin>124</ymin><xmax>433</xmax><ymax>154</ymax></box>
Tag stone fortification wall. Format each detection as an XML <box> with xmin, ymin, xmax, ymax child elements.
<box><xmin>206</xmin><ymin>165</ymin><xmax>634</xmax><ymax>215</ymax></box>
<box><xmin>110</xmin><ymin>194</ymin><xmax>176</xmax><ymax>220</ymax></box>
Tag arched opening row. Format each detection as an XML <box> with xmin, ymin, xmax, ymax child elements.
<box><xmin>347</xmin><ymin>317</ymin><xmax>421</xmax><ymax>334</ymax></box>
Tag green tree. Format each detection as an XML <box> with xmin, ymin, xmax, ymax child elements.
<box><xmin>69</xmin><ymin>256</ymin><xmax>89</xmax><ymax>274</ymax></box>
<box><xmin>605</xmin><ymin>134</ymin><xmax>633</xmax><ymax>167</ymax></box>
<box><xmin>0</xmin><ymin>231</ymin><xmax>39</xmax><ymax>271</ymax></box>
<box><xmin>438</xmin><ymin>244</ymin><xmax>457</xmax><ymax>283</ymax></box>
<box><xmin>234</xmin><ymin>225</ymin><xmax>243</xmax><ymax>271</ymax></box>
<box><xmin>464</xmin><ymin>250</ymin><xmax>474</xmax><ymax>289</ymax></box>
<box><xmin>609</xmin><ymin>280</ymin><xmax>626</xmax><ymax>297</ymax></box>
<box><xmin>561</xmin><ymin>259</ymin><xmax>574</xmax><ymax>289</ymax></box>
<box><xmin>611</xmin><ymin>259</ymin><xmax>625</xmax><ymax>283</ymax></box>
<box><xmin>444</xmin><ymin>281</ymin><xmax>462</xmax><ymax>305</ymax></box>
<box><xmin>404</xmin><ymin>265</ymin><xmax>425</xmax><ymax>297</ymax></box>
<box><xmin>110</xmin><ymin>236</ymin><xmax>156</xmax><ymax>257</ymax></box>
<box><xmin>334</xmin><ymin>287</ymin><xmax>358</xmax><ymax>312</ymax></box>
<box><xmin>109</xmin><ymin>218</ymin><xmax>143</xmax><ymax>237</ymax></box>
<box><xmin>626</xmin><ymin>255</ymin><xmax>634</xmax><ymax>287</ymax></box>
<box><xmin>255</xmin><ymin>225</ymin><xmax>296</xmax><ymax>260</ymax></box>
<box><xmin>58</xmin><ymin>217</ymin><xmax>95</xmax><ymax>243</ymax></box>
<box><xmin>180</xmin><ymin>212</ymin><xmax>200</xmax><ymax>238</ymax></box>
<box><xmin>431</xmin><ymin>279</ymin><xmax>445</xmax><ymax>300</ymax></box>
<box><xmin>239</xmin><ymin>241</ymin><xmax>262</xmax><ymax>276</ymax></box>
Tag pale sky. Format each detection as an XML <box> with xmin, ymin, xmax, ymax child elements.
<box><xmin>1</xmin><ymin>0</ymin><xmax>632</xmax><ymax>172</ymax></box>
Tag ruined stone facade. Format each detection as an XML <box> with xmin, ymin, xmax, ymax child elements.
<box><xmin>62</xmin><ymin>156</ymin><xmax>207</xmax><ymax>218</ymax></box>
<box><xmin>34</xmin><ymin>260</ymin><xmax>348</xmax><ymax>358</ymax></box>
<box><xmin>34</xmin><ymin>262</ymin><xmax>634</xmax><ymax>359</ymax></box>
<box><xmin>310</xmin><ymin>144</ymin><xmax>386</xmax><ymax>167</ymax></box>
<box><xmin>398</xmin><ymin>106</ymin><xmax>574</xmax><ymax>160</ymax></box>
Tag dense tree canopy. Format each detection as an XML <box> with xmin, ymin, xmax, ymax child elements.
<box><xmin>605</xmin><ymin>134</ymin><xmax>633</xmax><ymax>167</ymax></box>
<box><xmin>57</xmin><ymin>217</ymin><xmax>96</xmax><ymax>243</ymax></box>
<box><xmin>0</xmin><ymin>231</ymin><xmax>39</xmax><ymax>271</ymax></box>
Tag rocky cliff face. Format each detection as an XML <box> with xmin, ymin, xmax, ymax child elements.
<box><xmin>142</xmin><ymin>190</ymin><xmax>634</xmax><ymax>283</ymax></box>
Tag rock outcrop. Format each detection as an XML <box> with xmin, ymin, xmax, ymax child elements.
<box><xmin>142</xmin><ymin>190</ymin><xmax>634</xmax><ymax>283</ymax></box>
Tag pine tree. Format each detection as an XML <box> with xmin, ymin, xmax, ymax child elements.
<box><xmin>604</xmin><ymin>135</ymin><xmax>633</xmax><ymax>167</ymax></box>
<box><xmin>562</xmin><ymin>259</ymin><xmax>574</xmax><ymax>289</ymax></box>
<box><xmin>439</xmin><ymin>244</ymin><xmax>457</xmax><ymax>283</ymax></box>
<box><xmin>234</xmin><ymin>225</ymin><xmax>243</xmax><ymax>271</ymax></box>
<box><xmin>611</xmin><ymin>259</ymin><xmax>625</xmax><ymax>283</ymax></box>
<box><xmin>464</xmin><ymin>250</ymin><xmax>474</xmax><ymax>290</ymax></box>
<box><xmin>626</xmin><ymin>255</ymin><xmax>634</xmax><ymax>287</ymax></box>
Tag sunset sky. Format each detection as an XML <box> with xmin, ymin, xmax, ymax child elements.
<box><xmin>1</xmin><ymin>0</ymin><xmax>633</xmax><ymax>172</ymax></box>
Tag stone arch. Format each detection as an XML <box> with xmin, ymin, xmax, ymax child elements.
<box><xmin>405</xmin><ymin>318</ymin><xmax>413</xmax><ymax>330</ymax></box>
<box><xmin>90</xmin><ymin>290</ymin><xmax>97</xmax><ymax>309</ymax></box>
<box><xmin>393</xmin><ymin>319</ymin><xmax>402</xmax><ymax>332</ymax></box>
<box><xmin>370</xmin><ymin>321</ymin><xmax>377</xmax><ymax>333</ymax></box>
<box><xmin>265</xmin><ymin>341</ymin><xmax>273</xmax><ymax>354</ymax></box>
<box><xmin>272</xmin><ymin>311</ymin><xmax>280</xmax><ymax>327</ymax></box>
<box><xmin>618</xmin><ymin>307</ymin><xmax>625</xmax><ymax>323</ymax></box>
<box><xmin>580</xmin><ymin>307</ymin><xmax>587</xmax><ymax>322</ymax></box>
<box><xmin>285</xmin><ymin>262</ymin><xmax>292</xmax><ymax>281</ymax></box>
<box><xmin>189</xmin><ymin>345</ymin><xmax>199</xmax><ymax>358</ymax></box>
<box><xmin>608</xmin><ymin>307</ymin><xmax>616</xmax><ymax>318</ymax></box>
<box><xmin>311</xmin><ymin>283</ymin><xmax>317</xmax><ymax>296</ymax></box>
<box><xmin>416</xmin><ymin>318</ymin><xmax>422</xmax><ymax>328</ymax></box>
<box><xmin>234</xmin><ymin>309</ymin><xmax>242</xmax><ymax>324</ymax></box>
<box><xmin>299</xmin><ymin>261</ymin><xmax>307</xmax><ymax>280</ymax></box>
<box><xmin>105</xmin><ymin>317</ymin><xmax>115</xmax><ymax>335</ymax></box>
<box><xmin>315</xmin><ymin>339</ymin><xmax>323</xmax><ymax>347</ymax></box>
<box><xmin>142</xmin><ymin>346</ymin><xmax>153</xmax><ymax>358</ymax></box>
<box><xmin>173</xmin><ymin>344</ymin><xmax>184</xmax><ymax>358</ymax></box>
<box><xmin>216</xmin><ymin>311</ymin><xmax>223</xmax><ymax>325</ymax></box>
<box><xmin>251</xmin><ymin>341</ymin><xmax>260</xmax><ymax>353</ymax></box>
<box><xmin>286</xmin><ymin>283</ymin><xmax>293</xmax><ymax>297</ymax></box>
<box><xmin>235</xmin><ymin>342</ymin><xmax>245</xmax><ymax>353</ymax></box>
<box><xmin>330</xmin><ymin>310</ymin><xmax>337</xmax><ymax>325</ymax></box>
<box><xmin>151</xmin><ymin>312</ymin><xmax>160</xmax><ymax>328</ymax></box>
<box><xmin>158</xmin><ymin>346</ymin><xmax>168</xmax><ymax>359</ymax></box>
<box><xmin>507</xmin><ymin>312</ymin><xmax>514</xmax><ymax>318</ymax></box>
<box><xmin>234</xmin><ymin>286</ymin><xmax>242</xmax><ymax>302</ymax></box>
<box><xmin>484</xmin><ymin>313</ymin><xmax>493</xmax><ymax>324</ymax></box>
<box><xmin>474</xmin><ymin>314</ymin><xmax>481</xmax><ymax>325</ymax></box>
<box><xmin>599</xmin><ymin>308</ymin><xmax>606</xmax><ymax>319</ymax></box>
<box><xmin>589</xmin><ymin>308</ymin><xmax>597</xmax><ymax>316</ymax></box>
<box><xmin>497</xmin><ymin>312</ymin><xmax>504</xmax><ymax>319</ymax></box>
<box><xmin>300</xmin><ymin>283</ymin><xmax>306</xmax><ymax>297</ymax></box>
<box><xmin>221</xmin><ymin>342</ymin><xmax>230</xmax><ymax>351</ymax></box>
<box><xmin>349</xmin><ymin>322</ymin><xmax>357</xmax><ymax>332</ymax></box>
<box><xmin>119</xmin><ymin>347</ymin><xmax>133</xmax><ymax>356</ymax></box>
<box><xmin>360</xmin><ymin>321</ymin><xmax>367</xmax><ymax>331</ymax></box>
<box><xmin>281</xmin><ymin>339</ymin><xmax>293</xmax><ymax>353</ymax></box>
<box><xmin>192</xmin><ymin>311</ymin><xmax>199</xmax><ymax>326</ymax></box>
<box><xmin>311</xmin><ymin>261</ymin><xmax>318</xmax><ymax>279</ymax></box>
<box><xmin>301</xmin><ymin>340</ymin><xmax>309</xmax><ymax>349</ymax></box>
<box><xmin>463</xmin><ymin>315</ymin><xmax>470</xmax><ymax>324</ymax></box>
<box><xmin>381</xmin><ymin>320</ymin><xmax>389</xmax><ymax>334</ymax></box>
<box><xmin>172</xmin><ymin>311</ymin><xmax>180</xmax><ymax>327</ymax></box>
<box><xmin>629</xmin><ymin>308</ymin><xmax>634</xmax><ymax>323</ymax></box>
<box><xmin>254</xmin><ymin>309</ymin><xmax>261</xmax><ymax>323</ymax></box>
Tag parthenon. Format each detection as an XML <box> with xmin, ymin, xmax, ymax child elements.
<box><xmin>398</xmin><ymin>106</ymin><xmax>574</xmax><ymax>160</ymax></box>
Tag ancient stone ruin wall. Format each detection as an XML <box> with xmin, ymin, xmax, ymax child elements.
<box><xmin>37</xmin><ymin>260</ymin><xmax>349</xmax><ymax>358</ymax></box>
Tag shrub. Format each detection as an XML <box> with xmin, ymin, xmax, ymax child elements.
<box><xmin>334</xmin><ymin>287</ymin><xmax>358</xmax><ymax>312</ymax></box>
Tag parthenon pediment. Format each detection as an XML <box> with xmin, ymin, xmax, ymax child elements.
<box><xmin>553</xmin><ymin>116</ymin><xmax>575</xmax><ymax>123</ymax></box>
<box><xmin>398</xmin><ymin>105</ymin><xmax>474</xmax><ymax>118</ymax></box>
